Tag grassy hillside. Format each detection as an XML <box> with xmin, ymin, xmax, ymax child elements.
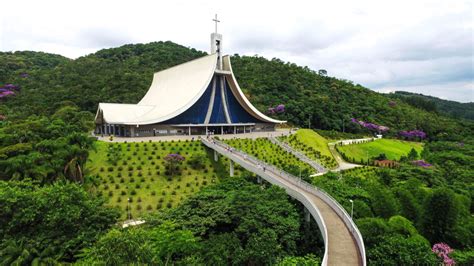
<box><xmin>1</xmin><ymin>43</ymin><xmax>472</xmax><ymax>141</ymax></box>
<box><xmin>87</xmin><ymin>140</ymin><xmax>229</xmax><ymax>218</ymax></box>
<box><xmin>280</xmin><ymin>129</ymin><xmax>337</xmax><ymax>168</ymax></box>
<box><xmin>337</xmin><ymin>139</ymin><xmax>423</xmax><ymax>162</ymax></box>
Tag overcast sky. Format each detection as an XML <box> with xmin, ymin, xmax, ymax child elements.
<box><xmin>1</xmin><ymin>0</ymin><xmax>473</xmax><ymax>102</ymax></box>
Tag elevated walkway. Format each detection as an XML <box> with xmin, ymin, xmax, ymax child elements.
<box><xmin>201</xmin><ymin>137</ymin><xmax>366</xmax><ymax>266</ymax></box>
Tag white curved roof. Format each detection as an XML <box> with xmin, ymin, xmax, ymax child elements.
<box><xmin>96</xmin><ymin>53</ymin><xmax>285</xmax><ymax>125</ymax></box>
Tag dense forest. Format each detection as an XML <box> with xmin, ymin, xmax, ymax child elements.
<box><xmin>389</xmin><ymin>91</ymin><xmax>474</xmax><ymax>121</ymax></box>
<box><xmin>1</xmin><ymin>42</ymin><xmax>473</xmax><ymax>265</ymax></box>
<box><xmin>1</xmin><ymin>42</ymin><xmax>472</xmax><ymax>140</ymax></box>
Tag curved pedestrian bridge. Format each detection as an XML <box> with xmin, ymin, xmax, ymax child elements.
<box><xmin>201</xmin><ymin>137</ymin><xmax>366</xmax><ymax>266</ymax></box>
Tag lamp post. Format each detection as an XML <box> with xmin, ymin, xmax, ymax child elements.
<box><xmin>127</xmin><ymin>198</ymin><xmax>131</xmax><ymax>221</ymax></box>
<box><xmin>349</xmin><ymin>199</ymin><xmax>354</xmax><ymax>219</ymax></box>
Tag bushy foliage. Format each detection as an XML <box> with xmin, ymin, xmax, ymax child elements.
<box><xmin>0</xmin><ymin>181</ymin><xmax>120</xmax><ymax>264</ymax></box>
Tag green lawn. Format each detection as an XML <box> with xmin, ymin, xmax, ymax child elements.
<box><xmin>337</xmin><ymin>139</ymin><xmax>423</xmax><ymax>162</ymax></box>
<box><xmin>87</xmin><ymin>140</ymin><xmax>230</xmax><ymax>219</ymax></box>
<box><xmin>224</xmin><ymin>137</ymin><xmax>315</xmax><ymax>176</ymax></box>
<box><xmin>280</xmin><ymin>129</ymin><xmax>337</xmax><ymax>168</ymax></box>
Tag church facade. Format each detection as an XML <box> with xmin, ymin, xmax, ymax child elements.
<box><xmin>94</xmin><ymin>30</ymin><xmax>285</xmax><ymax>137</ymax></box>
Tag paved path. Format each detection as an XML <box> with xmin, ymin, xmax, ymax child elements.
<box><xmin>94</xmin><ymin>128</ymin><xmax>292</xmax><ymax>143</ymax></box>
<box><xmin>202</xmin><ymin>137</ymin><xmax>365</xmax><ymax>266</ymax></box>
<box><xmin>269</xmin><ymin>137</ymin><xmax>327</xmax><ymax>173</ymax></box>
<box><xmin>328</xmin><ymin>143</ymin><xmax>362</xmax><ymax>171</ymax></box>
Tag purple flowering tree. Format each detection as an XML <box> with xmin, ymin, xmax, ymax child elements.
<box><xmin>411</xmin><ymin>160</ymin><xmax>432</xmax><ymax>168</ymax></box>
<box><xmin>399</xmin><ymin>130</ymin><xmax>427</xmax><ymax>140</ymax></box>
<box><xmin>0</xmin><ymin>83</ymin><xmax>20</xmax><ymax>99</ymax></box>
<box><xmin>432</xmin><ymin>243</ymin><xmax>455</xmax><ymax>265</ymax></box>
<box><xmin>267</xmin><ymin>104</ymin><xmax>285</xmax><ymax>115</ymax></box>
<box><xmin>351</xmin><ymin>118</ymin><xmax>389</xmax><ymax>133</ymax></box>
<box><xmin>164</xmin><ymin>153</ymin><xmax>185</xmax><ymax>176</ymax></box>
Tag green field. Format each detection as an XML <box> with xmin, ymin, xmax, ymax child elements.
<box><xmin>87</xmin><ymin>140</ymin><xmax>231</xmax><ymax>219</ymax></box>
<box><xmin>224</xmin><ymin>137</ymin><xmax>315</xmax><ymax>175</ymax></box>
<box><xmin>280</xmin><ymin>129</ymin><xmax>337</xmax><ymax>168</ymax></box>
<box><xmin>337</xmin><ymin>139</ymin><xmax>423</xmax><ymax>162</ymax></box>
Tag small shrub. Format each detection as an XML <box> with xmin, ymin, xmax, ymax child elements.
<box><xmin>147</xmin><ymin>205</ymin><xmax>153</xmax><ymax>211</ymax></box>
<box><xmin>166</xmin><ymin>202</ymin><xmax>172</xmax><ymax>208</ymax></box>
<box><xmin>121</xmin><ymin>190</ymin><xmax>126</xmax><ymax>196</ymax></box>
<box><xmin>100</xmin><ymin>167</ymin><xmax>104</xmax><ymax>172</ymax></box>
<box><xmin>151</xmin><ymin>191</ymin><xmax>156</xmax><ymax>196</ymax></box>
<box><xmin>131</xmin><ymin>190</ymin><xmax>137</xmax><ymax>195</ymax></box>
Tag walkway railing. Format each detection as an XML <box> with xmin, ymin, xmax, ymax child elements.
<box><xmin>201</xmin><ymin>137</ymin><xmax>366</xmax><ymax>266</ymax></box>
<box><xmin>269</xmin><ymin>137</ymin><xmax>327</xmax><ymax>173</ymax></box>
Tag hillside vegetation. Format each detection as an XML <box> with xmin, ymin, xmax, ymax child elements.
<box><xmin>1</xmin><ymin>42</ymin><xmax>472</xmax><ymax>140</ymax></box>
<box><xmin>390</xmin><ymin>91</ymin><xmax>474</xmax><ymax>121</ymax></box>
<box><xmin>0</xmin><ymin>42</ymin><xmax>473</xmax><ymax>265</ymax></box>
<box><xmin>87</xmin><ymin>140</ymin><xmax>225</xmax><ymax>218</ymax></box>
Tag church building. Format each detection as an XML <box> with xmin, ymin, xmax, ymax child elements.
<box><xmin>94</xmin><ymin>18</ymin><xmax>285</xmax><ymax>137</ymax></box>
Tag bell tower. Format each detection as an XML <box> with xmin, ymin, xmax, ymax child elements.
<box><xmin>211</xmin><ymin>14</ymin><xmax>223</xmax><ymax>70</ymax></box>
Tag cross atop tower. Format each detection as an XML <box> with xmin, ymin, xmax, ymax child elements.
<box><xmin>210</xmin><ymin>14</ymin><xmax>223</xmax><ymax>69</ymax></box>
<box><xmin>212</xmin><ymin>14</ymin><xmax>220</xmax><ymax>34</ymax></box>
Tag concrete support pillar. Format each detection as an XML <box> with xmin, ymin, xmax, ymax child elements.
<box><xmin>221</xmin><ymin>126</ymin><xmax>224</xmax><ymax>135</ymax></box>
<box><xmin>130</xmin><ymin>127</ymin><xmax>135</xmax><ymax>137</ymax></box>
<box><xmin>214</xmin><ymin>150</ymin><xmax>218</xmax><ymax>162</ymax></box>
<box><xmin>257</xmin><ymin>176</ymin><xmax>262</xmax><ymax>184</ymax></box>
<box><xmin>304</xmin><ymin>207</ymin><xmax>311</xmax><ymax>223</ymax></box>
<box><xmin>234</xmin><ymin>126</ymin><xmax>236</xmax><ymax>134</ymax></box>
<box><xmin>229</xmin><ymin>160</ymin><xmax>234</xmax><ymax>177</ymax></box>
<box><xmin>244</xmin><ymin>126</ymin><xmax>246</xmax><ymax>133</ymax></box>
<box><xmin>206</xmin><ymin>126</ymin><xmax>208</xmax><ymax>135</ymax></box>
<box><xmin>188</xmin><ymin>126</ymin><xmax>191</xmax><ymax>136</ymax></box>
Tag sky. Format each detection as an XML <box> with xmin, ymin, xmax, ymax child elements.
<box><xmin>1</xmin><ymin>0</ymin><xmax>473</xmax><ymax>102</ymax></box>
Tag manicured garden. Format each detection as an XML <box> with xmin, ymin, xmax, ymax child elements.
<box><xmin>87</xmin><ymin>140</ymin><xmax>229</xmax><ymax>219</ymax></box>
<box><xmin>280</xmin><ymin>129</ymin><xmax>338</xmax><ymax>168</ymax></box>
<box><xmin>336</xmin><ymin>138</ymin><xmax>423</xmax><ymax>163</ymax></box>
<box><xmin>224</xmin><ymin>137</ymin><xmax>315</xmax><ymax>177</ymax></box>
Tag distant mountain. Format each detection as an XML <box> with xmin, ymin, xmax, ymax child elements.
<box><xmin>0</xmin><ymin>42</ymin><xmax>472</xmax><ymax>140</ymax></box>
<box><xmin>389</xmin><ymin>91</ymin><xmax>474</xmax><ymax>121</ymax></box>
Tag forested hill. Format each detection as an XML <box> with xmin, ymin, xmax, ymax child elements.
<box><xmin>388</xmin><ymin>91</ymin><xmax>474</xmax><ymax>121</ymax></box>
<box><xmin>1</xmin><ymin>41</ymin><xmax>472</xmax><ymax>140</ymax></box>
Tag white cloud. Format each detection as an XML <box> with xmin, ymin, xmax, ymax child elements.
<box><xmin>1</xmin><ymin>0</ymin><xmax>472</xmax><ymax>102</ymax></box>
